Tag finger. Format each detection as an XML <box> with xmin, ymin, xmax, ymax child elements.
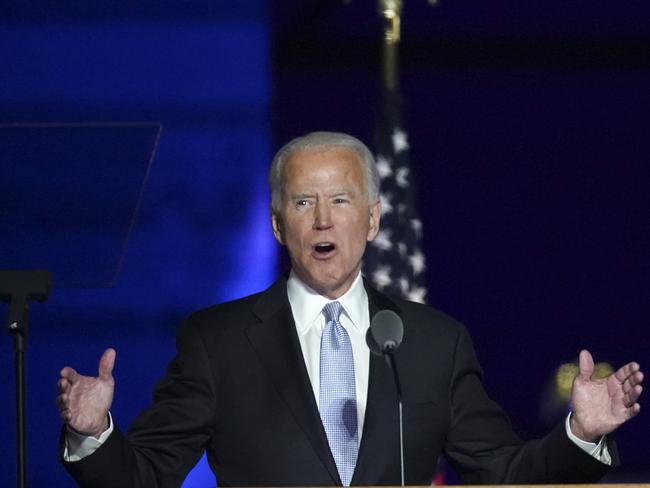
<box><xmin>57</xmin><ymin>377</ymin><xmax>71</xmax><ymax>393</ymax></box>
<box><xmin>56</xmin><ymin>393</ymin><xmax>68</xmax><ymax>409</ymax></box>
<box><xmin>635</xmin><ymin>370</ymin><xmax>644</xmax><ymax>386</ymax></box>
<box><xmin>624</xmin><ymin>384</ymin><xmax>643</xmax><ymax>407</ymax></box>
<box><xmin>98</xmin><ymin>348</ymin><xmax>116</xmax><ymax>381</ymax></box>
<box><xmin>615</xmin><ymin>361</ymin><xmax>641</xmax><ymax>383</ymax></box>
<box><xmin>60</xmin><ymin>366</ymin><xmax>80</xmax><ymax>384</ymax></box>
<box><xmin>623</xmin><ymin>401</ymin><xmax>642</xmax><ymax>420</ymax></box>
<box><xmin>578</xmin><ymin>349</ymin><xmax>594</xmax><ymax>381</ymax></box>
<box><xmin>623</xmin><ymin>371</ymin><xmax>644</xmax><ymax>393</ymax></box>
<box><xmin>56</xmin><ymin>393</ymin><xmax>73</xmax><ymax>414</ymax></box>
<box><xmin>61</xmin><ymin>410</ymin><xmax>72</xmax><ymax>423</ymax></box>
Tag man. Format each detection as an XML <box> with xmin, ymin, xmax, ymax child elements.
<box><xmin>58</xmin><ymin>132</ymin><xmax>644</xmax><ymax>487</ymax></box>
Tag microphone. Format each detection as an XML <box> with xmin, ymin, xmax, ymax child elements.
<box><xmin>367</xmin><ymin>309</ymin><xmax>403</xmax><ymax>354</ymax></box>
<box><xmin>366</xmin><ymin>310</ymin><xmax>406</xmax><ymax>486</ymax></box>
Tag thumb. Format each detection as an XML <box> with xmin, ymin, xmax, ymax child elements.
<box><xmin>578</xmin><ymin>349</ymin><xmax>594</xmax><ymax>381</ymax></box>
<box><xmin>98</xmin><ymin>348</ymin><xmax>116</xmax><ymax>380</ymax></box>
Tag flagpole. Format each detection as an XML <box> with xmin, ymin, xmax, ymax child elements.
<box><xmin>379</xmin><ymin>0</ymin><xmax>402</xmax><ymax>94</ymax></box>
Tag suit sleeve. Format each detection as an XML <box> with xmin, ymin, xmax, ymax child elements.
<box><xmin>443</xmin><ymin>325</ymin><xmax>615</xmax><ymax>484</ymax></box>
<box><xmin>62</xmin><ymin>316</ymin><xmax>217</xmax><ymax>488</ymax></box>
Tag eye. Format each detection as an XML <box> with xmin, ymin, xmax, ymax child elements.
<box><xmin>333</xmin><ymin>197</ymin><xmax>349</xmax><ymax>205</ymax></box>
<box><xmin>295</xmin><ymin>199</ymin><xmax>311</xmax><ymax>207</ymax></box>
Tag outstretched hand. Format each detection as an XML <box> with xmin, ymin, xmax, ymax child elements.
<box><xmin>57</xmin><ymin>348</ymin><xmax>116</xmax><ymax>438</ymax></box>
<box><xmin>570</xmin><ymin>349</ymin><xmax>643</xmax><ymax>442</ymax></box>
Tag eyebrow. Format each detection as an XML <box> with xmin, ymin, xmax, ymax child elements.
<box><xmin>290</xmin><ymin>189</ymin><xmax>354</xmax><ymax>197</ymax></box>
<box><xmin>289</xmin><ymin>193</ymin><xmax>316</xmax><ymax>200</ymax></box>
<box><xmin>287</xmin><ymin>189</ymin><xmax>358</xmax><ymax>202</ymax></box>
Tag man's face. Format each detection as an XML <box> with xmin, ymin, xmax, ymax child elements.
<box><xmin>272</xmin><ymin>147</ymin><xmax>380</xmax><ymax>299</ymax></box>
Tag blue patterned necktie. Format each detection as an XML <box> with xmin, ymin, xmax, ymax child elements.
<box><xmin>319</xmin><ymin>301</ymin><xmax>359</xmax><ymax>486</ymax></box>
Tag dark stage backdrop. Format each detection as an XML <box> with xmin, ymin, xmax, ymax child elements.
<box><xmin>1</xmin><ymin>1</ymin><xmax>649</xmax><ymax>487</ymax></box>
<box><xmin>272</xmin><ymin>0</ymin><xmax>650</xmax><ymax>483</ymax></box>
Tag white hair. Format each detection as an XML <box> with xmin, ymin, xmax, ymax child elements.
<box><xmin>269</xmin><ymin>131</ymin><xmax>380</xmax><ymax>212</ymax></box>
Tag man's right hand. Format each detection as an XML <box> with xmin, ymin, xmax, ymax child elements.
<box><xmin>57</xmin><ymin>348</ymin><xmax>116</xmax><ymax>438</ymax></box>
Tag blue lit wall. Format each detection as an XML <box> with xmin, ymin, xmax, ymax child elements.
<box><xmin>0</xmin><ymin>3</ymin><xmax>273</xmax><ymax>486</ymax></box>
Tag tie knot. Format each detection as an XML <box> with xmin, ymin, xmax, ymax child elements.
<box><xmin>323</xmin><ymin>301</ymin><xmax>343</xmax><ymax>323</ymax></box>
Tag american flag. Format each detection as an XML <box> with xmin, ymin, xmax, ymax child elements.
<box><xmin>363</xmin><ymin>90</ymin><xmax>427</xmax><ymax>304</ymax></box>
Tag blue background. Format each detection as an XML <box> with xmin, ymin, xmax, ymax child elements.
<box><xmin>1</xmin><ymin>1</ymin><xmax>649</xmax><ymax>486</ymax></box>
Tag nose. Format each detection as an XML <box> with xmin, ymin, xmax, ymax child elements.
<box><xmin>313</xmin><ymin>201</ymin><xmax>332</xmax><ymax>230</ymax></box>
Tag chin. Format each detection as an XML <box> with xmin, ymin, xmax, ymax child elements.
<box><xmin>302</xmin><ymin>273</ymin><xmax>340</xmax><ymax>295</ymax></box>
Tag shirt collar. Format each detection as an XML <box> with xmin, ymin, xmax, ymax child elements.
<box><xmin>287</xmin><ymin>270</ymin><xmax>368</xmax><ymax>336</ymax></box>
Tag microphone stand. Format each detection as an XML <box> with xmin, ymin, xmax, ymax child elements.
<box><xmin>366</xmin><ymin>310</ymin><xmax>406</xmax><ymax>486</ymax></box>
<box><xmin>385</xmin><ymin>346</ymin><xmax>405</xmax><ymax>487</ymax></box>
<box><xmin>0</xmin><ymin>270</ymin><xmax>52</xmax><ymax>488</ymax></box>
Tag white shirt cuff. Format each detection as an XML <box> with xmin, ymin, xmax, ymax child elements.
<box><xmin>63</xmin><ymin>412</ymin><xmax>114</xmax><ymax>462</ymax></box>
<box><xmin>565</xmin><ymin>412</ymin><xmax>611</xmax><ymax>465</ymax></box>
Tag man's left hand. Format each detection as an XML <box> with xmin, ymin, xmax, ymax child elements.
<box><xmin>570</xmin><ymin>349</ymin><xmax>644</xmax><ymax>442</ymax></box>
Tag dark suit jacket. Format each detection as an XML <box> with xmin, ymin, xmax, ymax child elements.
<box><xmin>63</xmin><ymin>276</ymin><xmax>614</xmax><ymax>487</ymax></box>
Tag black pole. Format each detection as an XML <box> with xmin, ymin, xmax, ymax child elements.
<box><xmin>1</xmin><ymin>270</ymin><xmax>52</xmax><ymax>488</ymax></box>
<box><xmin>15</xmin><ymin>335</ymin><xmax>27</xmax><ymax>488</ymax></box>
<box><xmin>385</xmin><ymin>348</ymin><xmax>405</xmax><ymax>486</ymax></box>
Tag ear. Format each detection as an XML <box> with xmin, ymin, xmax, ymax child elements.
<box><xmin>271</xmin><ymin>210</ymin><xmax>285</xmax><ymax>245</ymax></box>
<box><xmin>366</xmin><ymin>200</ymin><xmax>381</xmax><ymax>242</ymax></box>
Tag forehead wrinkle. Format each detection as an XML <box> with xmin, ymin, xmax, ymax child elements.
<box><xmin>330</xmin><ymin>189</ymin><xmax>360</xmax><ymax>200</ymax></box>
<box><xmin>281</xmin><ymin>148</ymin><xmax>369</xmax><ymax>202</ymax></box>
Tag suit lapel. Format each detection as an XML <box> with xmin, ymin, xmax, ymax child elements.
<box><xmin>245</xmin><ymin>277</ymin><xmax>341</xmax><ymax>485</ymax></box>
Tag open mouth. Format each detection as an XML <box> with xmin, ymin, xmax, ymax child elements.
<box><xmin>313</xmin><ymin>242</ymin><xmax>336</xmax><ymax>255</ymax></box>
